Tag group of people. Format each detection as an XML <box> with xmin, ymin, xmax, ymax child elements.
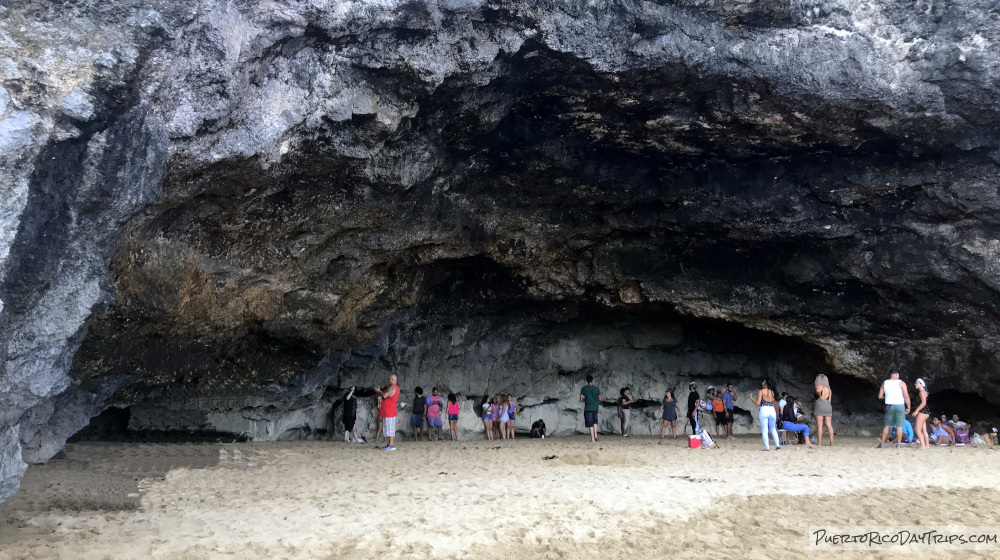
<box><xmin>340</xmin><ymin>373</ymin><xmax>539</xmax><ymax>450</ymax></box>
<box><xmin>878</xmin><ymin>371</ymin><xmax>994</xmax><ymax>449</ymax></box>
<box><xmin>343</xmin><ymin>371</ymin><xmax>992</xmax><ymax>452</ymax></box>
<box><xmin>479</xmin><ymin>393</ymin><xmax>519</xmax><ymax>440</ymax></box>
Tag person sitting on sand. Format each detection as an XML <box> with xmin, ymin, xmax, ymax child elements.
<box><xmin>950</xmin><ymin>414</ymin><xmax>970</xmax><ymax>445</ymax></box>
<box><xmin>889</xmin><ymin>420</ymin><xmax>914</xmax><ymax>444</ymax></box>
<box><xmin>780</xmin><ymin>397</ymin><xmax>813</xmax><ymax>448</ymax></box>
<box><xmin>659</xmin><ymin>390</ymin><xmax>680</xmax><ymax>439</ymax></box>
<box><xmin>930</xmin><ymin>417</ymin><xmax>953</xmax><ymax>445</ymax></box>
<box><xmin>529</xmin><ymin>419</ymin><xmax>546</xmax><ymax>439</ymax></box>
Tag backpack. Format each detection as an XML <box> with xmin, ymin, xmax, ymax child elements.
<box><xmin>699</xmin><ymin>428</ymin><xmax>717</xmax><ymax>449</ymax></box>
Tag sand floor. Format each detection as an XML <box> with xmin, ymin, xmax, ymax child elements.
<box><xmin>1</xmin><ymin>435</ymin><xmax>999</xmax><ymax>559</ymax></box>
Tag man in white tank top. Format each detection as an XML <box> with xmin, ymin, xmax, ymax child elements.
<box><xmin>877</xmin><ymin>371</ymin><xmax>911</xmax><ymax>448</ymax></box>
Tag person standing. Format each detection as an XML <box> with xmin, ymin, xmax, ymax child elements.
<box><xmin>498</xmin><ymin>395</ymin><xmax>511</xmax><ymax>440</ymax></box>
<box><xmin>481</xmin><ymin>395</ymin><xmax>494</xmax><ymax>441</ymax></box>
<box><xmin>426</xmin><ymin>387</ymin><xmax>445</xmax><ymax>441</ymax></box>
<box><xmin>814</xmin><ymin>374</ymin><xmax>834</xmax><ymax>446</ymax></box>
<box><xmin>375</xmin><ymin>391</ymin><xmax>385</xmax><ymax>445</ymax></box>
<box><xmin>411</xmin><ymin>387</ymin><xmax>427</xmax><ymax>441</ymax></box>
<box><xmin>580</xmin><ymin>375</ymin><xmax>601</xmax><ymax>442</ymax></box>
<box><xmin>507</xmin><ymin>395</ymin><xmax>518</xmax><ymax>439</ymax></box>
<box><xmin>447</xmin><ymin>392</ymin><xmax>460</xmax><ymax>441</ymax></box>
<box><xmin>686</xmin><ymin>382</ymin><xmax>700</xmax><ymax>435</ymax></box>
<box><xmin>722</xmin><ymin>384</ymin><xmax>736</xmax><ymax>439</ymax></box>
<box><xmin>878</xmin><ymin>371</ymin><xmax>911</xmax><ymax>449</ymax></box>
<box><xmin>375</xmin><ymin>374</ymin><xmax>400</xmax><ymax>450</ymax></box>
<box><xmin>659</xmin><ymin>390</ymin><xmax>680</xmax><ymax>439</ymax></box>
<box><xmin>711</xmin><ymin>390</ymin><xmax>726</xmax><ymax>437</ymax></box>
<box><xmin>750</xmin><ymin>378</ymin><xmax>781</xmax><ymax>451</ymax></box>
<box><xmin>617</xmin><ymin>388</ymin><xmax>636</xmax><ymax>437</ymax></box>
<box><xmin>342</xmin><ymin>386</ymin><xmax>360</xmax><ymax>443</ymax></box>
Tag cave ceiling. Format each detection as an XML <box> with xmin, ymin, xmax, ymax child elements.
<box><xmin>4</xmin><ymin>0</ymin><xmax>1000</xmax><ymax>503</ymax></box>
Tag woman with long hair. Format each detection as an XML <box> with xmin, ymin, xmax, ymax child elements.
<box><xmin>498</xmin><ymin>395</ymin><xmax>511</xmax><ymax>440</ymax></box>
<box><xmin>507</xmin><ymin>394</ymin><xmax>518</xmax><ymax>439</ymax></box>
<box><xmin>481</xmin><ymin>395</ymin><xmax>493</xmax><ymax>440</ymax></box>
<box><xmin>491</xmin><ymin>397</ymin><xmax>501</xmax><ymax>439</ymax></box>
<box><xmin>814</xmin><ymin>374</ymin><xmax>834</xmax><ymax>446</ymax></box>
<box><xmin>658</xmin><ymin>390</ymin><xmax>680</xmax><ymax>439</ymax></box>
<box><xmin>913</xmin><ymin>378</ymin><xmax>931</xmax><ymax>449</ymax></box>
<box><xmin>749</xmin><ymin>378</ymin><xmax>781</xmax><ymax>451</ymax></box>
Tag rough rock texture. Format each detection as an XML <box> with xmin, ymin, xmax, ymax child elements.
<box><xmin>4</xmin><ymin>0</ymin><xmax>1000</xmax><ymax>503</ymax></box>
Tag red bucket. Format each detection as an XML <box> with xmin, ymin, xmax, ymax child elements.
<box><xmin>688</xmin><ymin>435</ymin><xmax>700</xmax><ymax>449</ymax></box>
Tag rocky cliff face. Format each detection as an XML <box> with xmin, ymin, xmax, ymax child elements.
<box><xmin>4</xmin><ymin>0</ymin><xmax>1000</xmax><ymax>503</ymax></box>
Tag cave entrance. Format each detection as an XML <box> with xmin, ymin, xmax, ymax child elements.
<box><xmin>68</xmin><ymin>407</ymin><xmax>247</xmax><ymax>443</ymax></box>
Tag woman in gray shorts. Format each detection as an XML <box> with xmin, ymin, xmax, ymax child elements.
<box><xmin>814</xmin><ymin>374</ymin><xmax>834</xmax><ymax>446</ymax></box>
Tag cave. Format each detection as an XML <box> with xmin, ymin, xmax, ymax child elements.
<box><xmin>5</xmin><ymin>0</ymin><xmax>1000</xmax><ymax>508</ymax></box>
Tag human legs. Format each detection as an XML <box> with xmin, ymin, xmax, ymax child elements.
<box><xmin>916</xmin><ymin>413</ymin><xmax>929</xmax><ymax>449</ymax></box>
<box><xmin>585</xmin><ymin>411</ymin><xmax>598</xmax><ymax>442</ymax></box>
<box><xmin>817</xmin><ymin>415</ymin><xmax>835</xmax><ymax>445</ymax></box>
<box><xmin>759</xmin><ymin>407</ymin><xmax>780</xmax><ymax>450</ymax></box>
<box><xmin>783</xmin><ymin>421</ymin><xmax>812</xmax><ymax>447</ymax></box>
<box><xmin>383</xmin><ymin>416</ymin><xmax>397</xmax><ymax>449</ymax></box>
<box><xmin>759</xmin><ymin>408</ymin><xmax>771</xmax><ymax>449</ymax></box>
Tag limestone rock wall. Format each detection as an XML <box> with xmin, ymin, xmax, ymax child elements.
<box><xmin>4</xmin><ymin>0</ymin><xmax>1000</xmax><ymax>504</ymax></box>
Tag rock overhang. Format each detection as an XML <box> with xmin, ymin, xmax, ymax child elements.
<box><xmin>3</xmin><ymin>0</ymin><xmax>1000</xmax><ymax>504</ymax></box>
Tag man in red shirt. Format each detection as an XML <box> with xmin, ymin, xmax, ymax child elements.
<box><xmin>375</xmin><ymin>373</ymin><xmax>400</xmax><ymax>450</ymax></box>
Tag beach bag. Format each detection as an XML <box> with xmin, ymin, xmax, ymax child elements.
<box><xmin>955</xmin><ymin>428</ymin><xmax>970</xmax><ymax>445</ymax></box>
<box><xmin>699</xmin><ymin>428</ymin><xmax>717</xmax><ymax>449</ymax></box>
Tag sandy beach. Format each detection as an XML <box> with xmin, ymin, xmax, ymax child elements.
<box><xmin>1</xmin><ymin>435</ymin><xmax>999</xmax><ymax>559</ymax></box>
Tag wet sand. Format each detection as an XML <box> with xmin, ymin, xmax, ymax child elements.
<box><xmin>1</xmin><ymin>435</ymin><xmax>999</xmax><ymax>559</ymax></box>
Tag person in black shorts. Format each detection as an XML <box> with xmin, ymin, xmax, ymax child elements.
<box><xmin>411</xmin><ymin>387</ymin><xmax>426</xmax><ymax>441</ymax></box>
